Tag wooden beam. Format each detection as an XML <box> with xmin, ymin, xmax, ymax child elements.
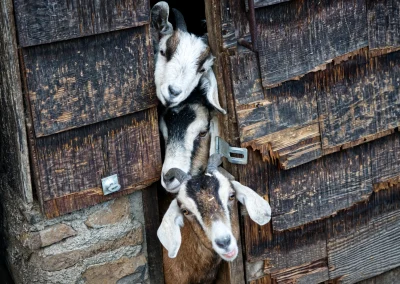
<box><xmin>143</xmin><ymin>183</ymin><xmax>164</xmax><ymax>284</ymax></box>
<box><xmin>0</xmin><ymin>0</ymin><xmax>32</xmax><ymax>202</ymax></box>
<box><xmin>13</xmin><ymin>0</ymin><xmax>150</xmax><ymax>46</ymax></box>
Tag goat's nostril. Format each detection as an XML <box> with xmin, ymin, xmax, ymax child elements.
<box><xmin>163</xmin><ymin>173</ymin><xmax>175</xmax><ymax>184</ymax></box>
<box><xmin>168</xmin><ymin>85</ymin><xmax>182</xmax><ymax>97</ymax></box>
<box><xmin>215</xmin><ymin>236</ymin><xmax>231</xmax><ymax>249</ymax></box>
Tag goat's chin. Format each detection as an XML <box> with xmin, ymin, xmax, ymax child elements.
<box><xmin>219</xmin><ymin>247</ymin><xmax>238</xmax><ymax>262</ymax></box>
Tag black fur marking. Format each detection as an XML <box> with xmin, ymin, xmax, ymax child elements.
<box><xmin>185</xmin><ymin>175</ymin><xmax>224</xmax><ymax>223</ymax></box>
<box><xmin>162</xmin><ymin>85</ymin><xmax>213</xmax><ymax>144</ymax></box>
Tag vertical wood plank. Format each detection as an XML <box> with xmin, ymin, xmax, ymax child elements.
<box><xmin>143</xmin><ymin>184</ymin><xmax>164</xmax><ymax>284</ymax></box>
<box><xmin>0</xmin><ymin>0</ymin><xmax>32</xmax><ymax>202</ymax></box>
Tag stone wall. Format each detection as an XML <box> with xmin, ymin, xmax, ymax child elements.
<box><xmin>0</xmin><ymin>176</ymin><xmax>150</xmax><ymax>284</ymax></box>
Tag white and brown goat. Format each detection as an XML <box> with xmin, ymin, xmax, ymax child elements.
<box><xmin>158</xmin><ymin>154</ymin><xmax>271</xmax><ymax>284</ymax></box>
<box><xmin>151</xmin><ymin>1</ymin><xmax>224</xmax><ymax>111</ymax></box>
<box><xmin>151</xmin><ymin>2</ymin><xmax>225</xmax><ymax>192</ymax></box>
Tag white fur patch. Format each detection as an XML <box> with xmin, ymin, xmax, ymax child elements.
<box><xmin>155</xmin><ymin>31</ymin><xmax>214</xmax><ymax>107</ymax></box>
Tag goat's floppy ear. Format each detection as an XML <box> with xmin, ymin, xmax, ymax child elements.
<box><xmin>201</xmin><ymin>69</ymin><xmax>226</xmax><ymax>114</ymax></box>
<box><xmin>151</xmin><ymin>2</ymin><xmax>173</xmax><ymax>47</ymax></box>
<box><xmin>231</xmin><ymin>181</ymin><xmax>271</xmax><ymax>226</ymax></box>
<box><xmin>157</xmin><ymin>199</ymin><xmax>184</xmax><ymax>258</ymax></box>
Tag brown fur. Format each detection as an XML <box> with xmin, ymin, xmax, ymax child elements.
<box><xmin>163</xmin><ymin>200</ymin><xmax>239</xmax><ymax>284</ymax></box>
<box><xmin>190</xmin><ymin>131</ymin><xmax>211</xmax><ymax>176</ymax></box>
<box><xmin>166</xmin><ymin>31</ymin><xmax>180</xmax><ymax>61</ymax></box>
<box><xmin>196</xmin><ymin>47</ymin><xmax>211</xmax><ymax>72</ymax></box>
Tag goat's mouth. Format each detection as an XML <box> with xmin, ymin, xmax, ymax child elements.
<box><xmin>221</xmin><ymin>247</ymin><xmax>238</xmax><ymax>261</ymax></box>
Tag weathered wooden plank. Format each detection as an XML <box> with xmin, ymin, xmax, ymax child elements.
<box><xmin>357</xmin><ymin>266</ymin><xmax>400</xmax><ymax>284</ymax></box>
<box><xmin>318</xmin><ymin>51</ymin><xmax>400</xmax><ymax>152</ymax></box>
<box><xmin>33</xmin><ymin>108</ymin><xmax>161</xmax><ymax>217</ymax></box>
<box><xmin>270</xmin><ymin>143</ymin><xmax>372</xmax><ymax>231</ymax></box>
<box><xmin>270</xmin><ymin>260</ymin><xmax>329</xmax><ymax>284</ymax></box>
<box><xmin>254</xmin><ymin>0</ymin><xmax>290</xmax><ymax>9</ymax></box>
<box><xmin>0</xmin><ymin>0</ymin><xmax>32</xmax><ymax>202</ymax></box>
<box><xmin>143</xmin><ymin>184</ymin><xmax>165</xmax><ymax>284</ymax></box>
<box><xmin>240</xmin><ymin>151</ymin><xmax>327</xmax><ymax>267</ymax></box>
<box><xmin>327</xmin><ymin>186</ymin><xmax>400</xmax><ymax>284</ymax></box>
<box><xmin>23</xmin><ymin>26</ymin><xmax>156</xmax><ymax>137</ymax></box>
<box><xmin>368</xmin><ymin>0</ymin><xmax>400</xmax><ymax>51</ymax></box>
<box><xmin>370</xmin><ymin>131</ymin><xmax>400</xmax><ymax>189</ymax></box>
<box><xmin>13</xmin><ymin>0</ymin><xmax>149</xmax><ymax>46</ymax></box>
<box><xmin>230</xmin><ymin>51</ymin><xmax>321</xmax><ymax>168</ymax></box>
<box><xmin>256</xmin><ymin>0</ymin><xmax>368</xmax><ymax>86</ymax></box>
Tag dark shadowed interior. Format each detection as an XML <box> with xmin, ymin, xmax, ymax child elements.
<box><xmin>150</xmin><ymin>0</ymin><xmax>207</xmax><ymax>36</ymax></box>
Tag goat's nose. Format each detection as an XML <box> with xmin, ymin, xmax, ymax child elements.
<box><xmin>163</xmin><ymin>173</ymin><xmax>175</xmax><ymax>185</ymax></box>
<box><xmin>215</xmin><ymin>236</ymin><xmax>231</xmax><ymax>249</ymax></box>
<box><xmin>168</xmin><ymin>85</ymin><xmax>182</xmax><ymax>97</ymax></box>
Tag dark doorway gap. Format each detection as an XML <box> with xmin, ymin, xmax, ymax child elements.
<box><xmin>150</xmin><ymin>0</ymin><xmax>207</xmax><ymax>36</ymax></box>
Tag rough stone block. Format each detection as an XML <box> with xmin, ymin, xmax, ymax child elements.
<box><xmin>82</xmin><ymin>254</ymin><xmax>147</xmax><ymax>284</ymax></box>
<box><xmin>85</xmin><ymin>196</ymin><xmax>130</xmax><ymax>228</ymax></box>
<box><xmin>36</xmin><ymin>228</ymin><xmax>143</xmax><ymax>271</ymax></box>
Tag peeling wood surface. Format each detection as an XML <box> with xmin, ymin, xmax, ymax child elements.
<box><xmin>13</xmin><ymin>0</ymin><xmax>149</xmax><ymax>46</ymax></box>
<box><xmin>0</xmin><ymin>0</ymin><xmax>32</xmax><ymax>202</ymax></box>
<box><xmin>23</xmin><ymin>26</ymin><xmax>156</xmax><ymax>137</ymax></box>
<box><xmin>270</xmin><ymin>259</ymin><xmax>329</xmax><ymax>284</ymax></box>
<box><xmin>270</xmin><ymin>142</ymin><xmax>372</xmax><ymax>231</ymax></box>
<box><xmin>34</xmin><ymin>108</ymin><xmax>161</xmax><ymax>217</ymax></box>
<box><xmin>327</xmin><ymin>186</ymin><xmax>400</xmax><ymax>283</ymax></box>
<box><xmin>231</xmin><ymin>48</ymin><xmax>400</xmax><ymax>169</ymax></box>
<box><xmin>254</xmin><ymin>0</ymin><xmax>290</xmax><ymax>9</ymax></box>
<box><xmin>368</xmin><ymin>0</ymin><xmax>400</xmax><ymax>51</ymax></box>
<box><xmin>318</xmin><ymin>51</ymin><xmax>400</xmax><ymax>151</ymax></box>
<box><xmin>256</xmin><ymin>0</ymin><xmax>368</xmax><ymax>87</ymax></box>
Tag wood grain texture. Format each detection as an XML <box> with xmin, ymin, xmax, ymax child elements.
<box><xmin>143</xmin><ymin>184</ymin><xmax>165</xmax><ymax>284</ymax></box>
<box><xmin>256</xmin><ymin>0</ymin><xmax>368</xmax><ymax>86</ymax></box>
<box><xmin>254</xmin><ymin>0</ymin><xmax>290</xmax><ymax>9</ymax></box>
<box><xmin>0</xmin><ymin>0</ymin><xmax>32</xmax><ymax>202</ymax></box>
<box><xmin>270</xmin><ymin>143</ymin><xmax>372</xmax><ymax>231</ymax></box>
<box><xmin>318</xmin><ymin>51</ymin><xmax>400</xmax><ymax>152</ymax></box>
<box><xmin>240</xmin><ymin>150</ymin><xmax>327</xmax><ymax>267</ymax></box>
<box><xmin>370</xmin><ymin>131</ymin><xmax>400</xmax><ymax>188</ymax></box>
<box><xmin>231</xmin><ymin>50</ymin><xmax>322</xmax><ymax>169</ymax></box>
<box><xmin>13</xmin><ymin>0</ymin><xmax>149</xmax><ymax>47</ymax></box>
<box><xmin>34</xmin><ymin>108</ymin><xmax>161</xmax><ymax>217</ymax></box>
<box><xmin>368</xmin><ymin>0</ymin><xmax>400</xmax><ymax>51</ymax></box>
<box><xmin>270</xmin><ymin>259</ymin><xmax>329</xmax><ymax>284</ymax></box>
<box><xmin>327</xmin><ymin>186</ymin><xmax>400</xmax><ymax>283</ymax></box>
<box><xmin>357</xmin><ymin>266</ymin><xmax>400</xmax><ymax>284</ymax></box>
<box><xmin>23</xmin><ymin>26</ymin><xmax>156</xmax><ymax>137</ymax></box>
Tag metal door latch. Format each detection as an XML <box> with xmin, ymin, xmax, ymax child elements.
<box><xmin>102</xmin><ymin>174</ymin><xmax>121</xmax><ymax>195</ymax></box>
<box><xmin>216</xmin><ymin>137</ymin><xmax>248</xmax><ymax>165</ymax></box>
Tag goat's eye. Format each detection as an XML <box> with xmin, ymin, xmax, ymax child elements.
<box><xmin>198</xmin><ymin>131</ymin><xmax>208</xmax><ymax>138</ymax></box>
<box><xmin>229</xmin><ymin>193</ymin><xmax>235</xmax><ymax>201</ymax></box>
<box><xmin>199</xmin><ymin>68</ymin><xmax>206</xmax><ymax>73</ymax></box>
<box><xmin>181</xmin><ymin>209</ymin><xmax>190</xmax><ymax>215</ymax></box>
<box><xmin>160</xmin><ymin>50</ymin><xmax>165</xmax><ymax>56</ymax></box>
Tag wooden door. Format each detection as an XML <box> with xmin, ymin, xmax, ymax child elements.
<box><xmin>13</xmin><ymin>0</ymin><xmax>162</xmax><ymax>218</ymax></box>
<box><xmin>206</xmin><ymin>0</ymin><xmax>400</xmax><ymax>283</ymax></box>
